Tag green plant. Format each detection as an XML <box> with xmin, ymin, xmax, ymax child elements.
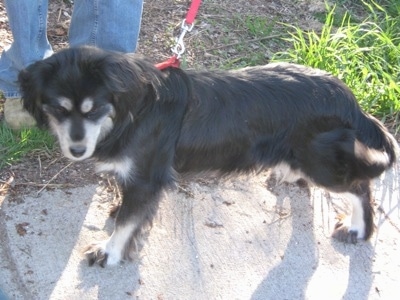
<box><xmin>273</xmin><ymin>1</ymin><xmax>400</xmax><ymax>122</ymax></box>
<box><xmin>0</xmin><ymin>124</ymin><xmax>55</xmax><ymax>169</ymax></box>
<box><xmin>244</xmin><ymin>16</ymin><xmax>275</xmax><ymax>38</ymax></box>
<box><xmin>313</xmin><ymin>5</ymin><xmax>353</xmax><ymax>27</ymax></box>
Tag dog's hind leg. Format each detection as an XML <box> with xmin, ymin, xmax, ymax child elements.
<box><xmin>297</xmin><ymin>126</ymin><xmax>386</xmax><ymax>243</ymax></box>
<box><xmin>332</xmin><ymin>180</ymin><xmax>374</xmax><ymax>243</ymax></box>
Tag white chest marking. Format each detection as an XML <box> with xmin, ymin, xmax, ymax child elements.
<box><xmin>96</xmin><ymin>157</ymin><xmax>134</xmax><ymax>182</ymax></box>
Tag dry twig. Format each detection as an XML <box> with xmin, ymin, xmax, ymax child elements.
<box><xmin>36</xmin><ymin>162</ymin><xmax>73</xmax><ymax>196</ymax></box>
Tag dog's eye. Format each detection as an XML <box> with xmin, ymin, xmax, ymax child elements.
<box><xmin>85</xmin><ymin>107</ymin><xmax>100</xmax><ymax>119</ymax></box>
<box><xmin>84</xmin><ymin>104</ymin><xmax>110</xmax><ymax>121</ymax></box>
<box><xmin>53</xmin><ymin>106</ymin><xmax>69</xmax><ymax>116</ymax></box>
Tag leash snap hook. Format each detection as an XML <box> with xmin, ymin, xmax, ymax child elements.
<box><xmin>172</xmin><ymin>20</ymin><xmax>194</xmax><ymax>59</ymax></box>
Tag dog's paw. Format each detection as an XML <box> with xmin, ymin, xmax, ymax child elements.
<box><xmin>332</xmin><ymin>216</ymin><xmax>365</xmax><ymax>244</ymax></box>
<box><xmin>83</xmin><ymin>241</ymin><xmax>122</xmax><ymax>267</ymax></box>
<box><xmin>332</xmin><ymin>223</ymin><xmax>359</xmax><ymax>244</ymax></box>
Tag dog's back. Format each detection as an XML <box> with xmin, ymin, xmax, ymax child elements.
<box><xmin>175</xmin><ymin>63</ymin><xmax>397</xmax><ymax>179</ymax></box>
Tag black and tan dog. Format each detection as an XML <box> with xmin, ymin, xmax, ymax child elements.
<box><xmin>18</xmin><ymin>46</ymin><xmax>398</xmax><ymax>267</ymax></box>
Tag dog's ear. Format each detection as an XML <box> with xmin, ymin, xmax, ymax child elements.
<box><xmin>18</xmin><ymin>63</ymin><xmax>53</xmax><ymax>127</ymax></box>
<box><xmin>98</xmin><ymin>54</ymin><xmax>191</xmax><ymax>105</ymax></box>
<box><xmin>99</xmin><ymin>54</ymin><xmax>163</xmax><ymax>98</ymax></box>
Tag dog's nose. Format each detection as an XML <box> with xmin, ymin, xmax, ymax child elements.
<box><xmin>69</xmin><ymin>146</ymin><xmax>86</xmax><ymax>158</ymax></box>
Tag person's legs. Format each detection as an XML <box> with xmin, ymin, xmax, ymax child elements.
<box><xmin>69</xmin><ymin>0</ymin><xmax>143</xmax><ymax>53</ymax></box>
<box><xmin>1</xmin><ymin>0</ymin><xmax>52</xmax><ymax>129</ymax></box>
<box><xmin>0</xmin><ymin>0</ymin><xmax>52</xmax><ymax>98</ymax></box>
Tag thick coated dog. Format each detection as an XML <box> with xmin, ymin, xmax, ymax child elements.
<box><xmin>19</xmin><ymin>46</ymin><xmax>398</xmax><ymax>267</ymax></box>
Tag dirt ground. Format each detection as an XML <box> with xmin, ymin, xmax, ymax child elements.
<box><xmin>0</xmin><ymin>0</ymin><xmax>391</xmax><ymax>198</ymax></box>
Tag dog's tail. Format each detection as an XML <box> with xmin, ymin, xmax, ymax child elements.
<box><xmin>356</xmin><ymin>114</ymin><xmax>398</xmax><ymax>173</ymax></box>
<box><xmin>309</xmin><ymin>115</ymin><xmax>398</xmax><ymax>185</ymax></box>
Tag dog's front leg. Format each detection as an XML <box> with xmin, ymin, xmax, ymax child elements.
<box><xmin>84</xmin><ymin>183</ymin><xmax>162</xmax><ymax>267</ymax></box>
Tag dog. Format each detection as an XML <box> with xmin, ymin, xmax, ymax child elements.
<box><xmin>18</xmin><ymin>46</ymin><xmax>398</xmax><ymax>267</ymax></box>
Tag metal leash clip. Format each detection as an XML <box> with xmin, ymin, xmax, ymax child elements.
<box><xmin>171</xmin><ymin>20</ymin><xmax>195</xmax><ymax>59</ymax></box>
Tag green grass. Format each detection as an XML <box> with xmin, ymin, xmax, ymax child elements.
<box><xmin>312</xmin><ymin>5</ymin><xmax>354</xmax><ymax>27</ymax></box>
<box><xmin>273</xmin><ymin>1</ymin><xmax>400</xmax><ymax>122</ymax></box>
<box><xmin>244</xmin><ymin>15</ymin><xmax>276</xmax><ymax>38</ymax></box>
<box><xmin>2</xmin><ymin>1</ymin><xmax>400</xmax><ymax>169</ymax></box>
<box><xmin>0</xmin><ymin>124</ymin><xmax>55</xmax><ymax>169</ymax></box>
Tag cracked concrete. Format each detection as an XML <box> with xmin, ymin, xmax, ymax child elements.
<box><xmin>0</xmin><ymin>159</ymin><xmax>399</xmax><ymax>300</ymax></box>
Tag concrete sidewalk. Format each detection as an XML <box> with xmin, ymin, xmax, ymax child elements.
<box><xmin>0</xmin><ymin>161</ymin><xmax>399</xmax><ymax>300</ymax></box>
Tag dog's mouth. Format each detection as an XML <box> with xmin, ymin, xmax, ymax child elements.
<box><xmin>68</xmin><ymin>144</ymin><xmax>89</xmax><ymax>160</ymax></box>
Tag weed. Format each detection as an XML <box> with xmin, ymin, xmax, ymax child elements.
<box><xmin>0</xmin><ymin>124</ymin><xmax>55</xmax><ymax>169</ymax></box>
<box><xmin>274</xmin><ymin>1</ymin><xmax>400</xmax><ymax>121</ymax></box>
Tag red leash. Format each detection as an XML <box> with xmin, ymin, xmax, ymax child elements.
<box><xmin>155</xmin><ymin>0</ymin><xmax>202</xmax><ymax>70</ymax></box>
<box><xmin>185</xmin><ymin>0</ymin><xmax>202</xmax><ymax>25</ymax></box>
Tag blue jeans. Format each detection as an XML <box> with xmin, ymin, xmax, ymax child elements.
<box><xmin>0</xmin><ymin>0</ymin><xmax>143</xmax><ymax>98</ymax></box>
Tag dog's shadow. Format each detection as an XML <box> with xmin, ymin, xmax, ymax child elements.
<box><xmin>60</xmin><ymin>162</ymin><xmax>397</xmax><ymax>298</ymax></box>
<box><xmin>251</xmin><ymin>172</ymin><xmax>386</xmax><ymax>299</ymax></box>
<box><xmin>338</xmin><ymin>162</ymin><xmax>400</xmax><ymax>299</ymax></box>
<box><xmin>329</xmin><ymin>163</ymin><xmax>399</xmax><ymax>300</ymax></box>
<box><xmin>251</xmin><ymin>177</ymin><xmax>318</xmax><ymax>299</ymax></box>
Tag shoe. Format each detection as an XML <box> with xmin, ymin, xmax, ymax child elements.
<box><xmin>4</xmin><ymin>98</ymin><xmax>36</xmax><ymax>130</ymax></box>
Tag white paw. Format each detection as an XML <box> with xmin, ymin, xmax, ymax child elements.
<box><xmin>332</xmin><ymin>215</ymin><xmax>365</xmax><ymax>244</ymax></box>
<box><xmin>84</xmin><ymin>239</ymin><xmax>122</xmax><ymax>267</ymax></box>
<box><xmin>84</xmin><ymin>224</ymin><xmax>136</xmax><ymax>267</ymax></box>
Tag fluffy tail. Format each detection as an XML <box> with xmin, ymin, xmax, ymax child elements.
<box><xmin>357</xmin><ymin>114</ymin><xmax>398</xmax><ymax>172</ymax></box>
<box><xmin>341</xmin><ymin>113</ymin><xmax>398</xmax><ymax>181</ymax></box>
<box><xmin>303</xmin><ymin>116</ymin><xmax>398</xmax><ymax>189</ymax></box>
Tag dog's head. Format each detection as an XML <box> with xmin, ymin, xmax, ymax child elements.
<box><xmin>18</xmin><ymin>46</ymin><xmax>163</xmax><ymax>161</ymax></box>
